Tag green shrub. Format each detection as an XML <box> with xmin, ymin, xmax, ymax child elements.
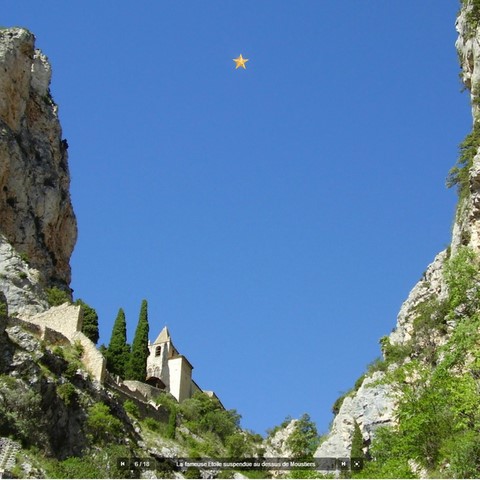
<box><xmin>195</xmin><ymin>431</ymin><xmax>222</xmax><ymax>456</ymax></box>
<box><xmin>413</xmin><ymin>298</ymin><xmax>449</xmax><ymax>335</ymax></box>
<box><xmin>166</xmin><ymin>409</ymin><xmax>177</xmax><ymax>439</ymax></box>
<box><xmin>86</xmin><ymin>402</ymin><xmax>123</xmax><ymax>445</ymax></box>
<box><xmin>407</xmin><ymin>298</ymin><xmax>451</xmax><ymax>366</ymax></box>
<box><xmin>123</xmin><ymin>399</ymin><xmax>140</xmax><ymax>418</ymax></box>
<box><xmin>444</xmin><ymin>246</ymin><xmax>480</xmax><ymax>315</ymax></box>
<box><xmin>47</xmin><ymin>456</ymin><xmax>103</xmax><ymax>479</ymax></box>
<box><xmin>218</xmin><ymin>470</ymin><xmax>235</xmax><ymax>479</ymax></box>
<box><xmin>52</xmin><ymin>346</ymin><xmax>65</xmax><ymax>359</ymax></box>
<box><xmin>243</xmin><ymin>470</ymin><xmax>273</xmax><ymax>479</ymax></box>
<box><xmin>380</xmin><ymin>337</ymin><xmax>414</xmax><ymax>364</ymax></box>
<box><xmin>184</xmin><ymin>467</ymin><xmax>201</xmax><ymax>479</ymax></box>
<box><xmin>462</xmin><ymin>0</ymin><xmax>480</xmax><ymax>36</ymax></box>
<box><xmin>285</xmin><ymin>414</ymin><xmax>319</xmax><ymax>460</ymax></box>
<box><xmin>0</xmin><ymin>376</ymin><xmax>48</xmax><ymax>447</ymax></box>
<box><xmin>143</xmin><ymin>417</ymin><xmax>163</xmax><ymax>432</ymax></box>
<box><xmin>226</xmin><ymin>432</ymin><xmax>248</xmax><ymax>458</ymax></box>
<box><xmin>353</xmin><ymin>374</ymin><xmax>365</xmax><ymax>391</ymax></box>
<box><xmin>357</xmin><ymin>248</ymin><xmax>480</xmax><ymax>476</ymax></box>
<box><xmin>379</xmin><ymin>358</ymin><xmax>480</xmax><ymax>474</ymax></box>
<box><xmin>447</xmin><ymin>123</ymin><xmax>480</xmax><ymax>204</ymax></box>
<box><xmin>72</xmin><ymin>340</ymin><xmax>85</xmax><ymax>358</ymax></box>
<box><xmin>57</xmin><ymin>382</ymin><xmax>76</xmax><ymax>406</ymax></box>
<box><xmin>0</xmin><ymin>296</ymin><xmax>7</xmax><ymax>321</ymax></box>
<box><xmin>289</xmin><ymin>469</ymin><xmax>322</xmax><ymax>479</ymax></box>
<box><xmin>154</xmin><ymin>392</ymin><xmax>178</xmax><ymax>413</ymax></box>
<box><xmin>46</xmin><ymin>287</ymin><xmax>71</xmax><ymax>306</ymax></box>
<box><xmin>64</xmin><ymin>359</ymin><xmax>83</xmax><ymax>380</ymax></box>
<box><xmin>19</xmin><ymin>252</ymin><xmax>30</xmax><ymax>264</ymax></box>
<box><xmin>331</xmin><ymin>393</ymin><xmax>347</xmax><ymax>415</ymax></box>
<box><xmin>179</xmin><ymin>392</ymin><xmax>240</xmax><ymax>442</ymax></box>
<box><xmin>45</xmin><ymin>445</ymin><xmax>134</xmax><ymax>479</ymax></box>
<box><xmin>357</xmin><ymin>426</ymin><xmax>415</xmax><ymax>479</ymax></box>
<box><xmin>226</xmin><ymin>430</ymin><xmax>263</xmax><ymax>458</ymax></box>
<box><xmin>441</xmin><ymin>430</ymin><xmax>480</xmax><ymax>478</ymax></box>
<box><xmin>366</xmin><ymin>356</ymin><xmax>388</xmax><ymax>374</ymax></box>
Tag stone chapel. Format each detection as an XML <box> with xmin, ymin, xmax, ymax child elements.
<box><xmin>146</xmin><ymin>326</ymin><xmax>203</xmax><ymax>402</ymax></box>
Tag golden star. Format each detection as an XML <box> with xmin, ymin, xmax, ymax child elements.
<box><xmin>233</xmin><ymin>54</ymin><xmax>249</xmax><ymax>69</ymax></box>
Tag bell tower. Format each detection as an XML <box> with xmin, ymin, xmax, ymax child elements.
<box><xmin>146</xmin><ymin>326</ymin><xmax>177</xmax><ymax>389</ymax></box>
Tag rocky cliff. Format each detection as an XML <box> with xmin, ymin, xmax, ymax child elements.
<box><xmin>316</xmin><ymin>3</ymin><xmax>480</xmax><ymax>475</ymax></box>
<box><xmin>0</xmin><ymin>28</ymin><xmax>77</xmax><ymax>314</ymax></box>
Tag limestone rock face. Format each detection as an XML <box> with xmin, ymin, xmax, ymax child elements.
<box><xmin>264</xmin><ymin>420</ymin><xmax>298</xmax><ymax>458</ymax></box>
<box><xmin>389</xmin><ymin>250</ymin><xmax>448</xmax><ymax>347</ymax></box>
<box><xmin>315</xmin><ymin>250</ymin><xmax>449</xmax><ymax>459</ymax></box>
<box><xmin>315</xmin><ymin>373</ymin><xmax>395</xmax><ymax>459</ymax></box>
<box><xmin>0</xmin><ymin>234</ymin><xmax>49</xmax><ymax>316</ymax></box>
<box><xmin>453</xmin><ymin>7</ymin><xmax>480</xmax><ymax>253</ymax></box>
<box><xmin>0</xmin><ymin>28</ymin><xmax>77</xmax><ymax>297</ymax></box>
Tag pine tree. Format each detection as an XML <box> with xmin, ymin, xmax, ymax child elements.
<box><xmin>105</xmin><ymin>308</ymin><xmax>130</xmax><ymax>378</ymax></box>
<box><xmin>125</xmin><ymin>300</ymin><xmax>150</xmax><ymax>381</ymax></box>
<box><xmin>75</xmin><ymin>299</ymin><xmax>99</xmax><ymax>344</ymax></box>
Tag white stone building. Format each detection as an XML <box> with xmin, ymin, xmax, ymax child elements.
<box><xmin>146</xmin><ymin>326</ymin><xmax>203</xmax><ymax>402</ymax></box>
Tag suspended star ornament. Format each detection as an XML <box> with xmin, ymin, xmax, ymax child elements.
<box><xmin>233</xmin><ymin>54</ymin><xmax>249</xmax><ymax>69</ymax></box>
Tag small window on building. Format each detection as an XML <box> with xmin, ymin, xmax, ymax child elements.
<box><xmin>155</xmin><ymin>346</ymin><xmax>162</xmax><ymax>357</ymax></box>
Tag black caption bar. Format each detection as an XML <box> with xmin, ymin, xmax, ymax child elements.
<box><xmin>117</xmin><ymin>457</ymin><xmax>364</xmax><ymax>471</ymax></box>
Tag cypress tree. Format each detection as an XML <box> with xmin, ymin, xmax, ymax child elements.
<box><xmin>125</xmin><ymin>300</ymin><xmax>150</xmax><ymax>381</ymax></box>
<box><xmin>105</xmin><ymin>308</ymin><xmax>130</xmax><ymax>378</ymax></box>
<box><xmin>351</xmin><ymin>420</ymin><xmax>365</xmax><ymax>459</ymax></box>
<box><xmin>75</xmin><ymin>299</ymin><xmax>99</xmax><ymax>344</ymax></box>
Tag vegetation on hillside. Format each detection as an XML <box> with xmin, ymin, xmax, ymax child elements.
<box><xmin>348</xmin><ymin>6</ymin><xmax>480</xmax><ymax>476</ymax></box>
<box><xmin>285</xmin><ymin>414</ymin><xmax>320</xmax><ymax>460</ymax></box>
<box><xmin>354</xmin><ymin>246</ymin><xmax>480</xmax><ymax>478</ymax></box>
<box><xmin>447</xmin><ymin>123</ymin><xmax>480</xmax><ymax>206</ymax></box>
<box><xmin>462</xmin><ymin>0</ymin><xmax>480</xmax><ymax>35</ymax></box>
<box><xmin>46</xmin><ymin>286</ymin><xmax>70</xmax><ymax>306</ymax></box>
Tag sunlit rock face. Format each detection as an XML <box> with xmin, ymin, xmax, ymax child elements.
<box><xmin>453</xmin><ymin>6</ymin><xmax>480</xmax><ymax>254</ymax></box>
<box><xmin>0</xmin><ymin>28</ymin><xmax>77</xmax><ymax>302</ymax></box>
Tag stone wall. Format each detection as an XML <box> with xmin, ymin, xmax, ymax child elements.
<box><xmin>43</xmin><ymin>326</ymin><xmax>70</xmax><ymax>346</ymax></box>
<box><xmin>24</xmin><ymin>302</ymin><xmax>105</xmax><ymax>382</ymax></box>
<box><xmin>123</xmin><ymin>380</ymin><xmax>164</xmax><ymax>401</ymax></box>
<box><xmin>168</xmin><ymin>356</ymin><xmax>193</xmax><ymax>403</ymax></box>
<box><xmin>72</xmin><ymin>331</ymin><xmax>106</xmax><ymax>383</ymax></box>
<box><xmin>26</xmin><ymin>302</ymin><xmax>82</xmax><ymax>338</ymax></box>
<box><xmin>105</xmin><ymin>375</ymin><xmax>169</xmax><ymax>423</ymax></box>
<box><xmin>7</xmin><ymin>316</ymin><xmax>43</xmax><ymax>337</ymax></box>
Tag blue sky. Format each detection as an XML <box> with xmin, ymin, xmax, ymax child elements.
<box><xmin>3</xmin><ymin>1</ymin><xmax>471</xmax><ymax>436</ymax></box>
